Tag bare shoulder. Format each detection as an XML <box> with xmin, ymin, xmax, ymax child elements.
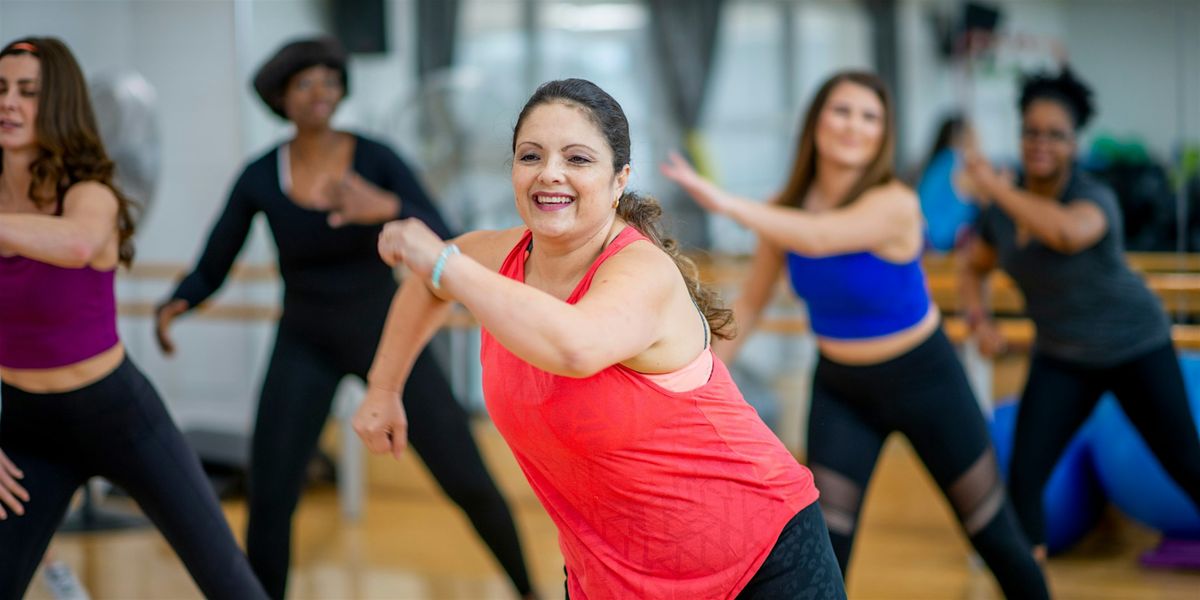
<box><xmin>454</xmin><ymin>226</ymin><xmax>527</xmax><ymax>273</ymax></box>
<box><xmin>858</xmin><ymin>180</ymin><xmax>920</xmax><ymax>216</ymax></box>
<box><xmin>63</xmin><ymin>181</ymin><xmax>118</xmax><ymax>207</ymax></box>
<box><xmin>593</xmin><ymin>236</ymin><xmax>679</xmax><ymax>294</ymax></box>
<box><xmin>61</xmin><ymin>181</ymin><xmax>119</xmax><ymax>218</ymax></box>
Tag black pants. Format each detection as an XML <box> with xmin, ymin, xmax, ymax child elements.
<box><xmin>806</xmin><ymin>328</ymin><xmax>1047</xmax><ymax>600</ymax></box>
<box><xmin>735</xmin><ymin>502</ymin><xmax>847</xmax><ymax>599</ymax></box>
<box><xmin>1011</xmin><ymin>342</ymin><xmax>1200</xmax><ymax>546</ymax></box>
<box><xmin>0</xmin><ymin>358</ymin><xmax>267</xmax><ymax>600</ymax></box>
<box><xmin>246</xmin><ymin>290</ymin><xmax>531</xmax><ymax>599</ymax></box>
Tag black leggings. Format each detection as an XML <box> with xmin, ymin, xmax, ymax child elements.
<box><xmin>246</xmin><ymin>292</ymin><xmax>531</xmax><ymax>599</ymax></box>
<box><xmin>0</xmin><ymin>358</ymin><xmax>267</xmax><ymax>600</ymax></box>
<box><xmin>735</xmin><ymin>502</ymin><xmax>847</xmax><ymax>599</ymax></box>
<box><xmin>806</xmin><ymin>328</ymin><xmax>1047</xmax><ymax>599</ymax></box>
<box><xmin>1011</xmin><ymin>342</ymin><xmax>1200</xmax><ymax>546</ymax></box>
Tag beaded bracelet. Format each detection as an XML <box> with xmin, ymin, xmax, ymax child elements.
<box><xmin>431</xmin><ymin>243</ymin><xmax>461</xmax><ymax>290</ymax></box>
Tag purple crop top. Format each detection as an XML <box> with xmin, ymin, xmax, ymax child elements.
<box><xmin>0</xmin><ymin>255</ymin><xmax>119</xmax><ymax>369</ymax></box>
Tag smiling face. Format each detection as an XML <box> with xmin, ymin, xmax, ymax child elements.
<box><xmin>813</xmin><ymin>81</ymin><xmax>886</xmax><ymax>170</ymax></box>
<box><xmin>0</xmin><ymin>53</ymin><xmax>40</xmax><ymax>153</ymax></box>
<box><xmin>511</xmin><ymin>101</ymin><xmax>629</xmax><ymax>243</ymax></box>
<box><xmin>281</xmin><ymin>64</ymin><xmax>343</xmax><ymax>128</ymax></box>
<box><xmin>1020</xmin><ymin>99</ymin><xmax>1077</xmax><ymax>181</ymax></box>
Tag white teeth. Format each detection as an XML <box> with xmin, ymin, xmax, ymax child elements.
<box><xmin>535</xmin><ymin>194</ymin><xmax>573</xmax><ymax>204</ymax></box>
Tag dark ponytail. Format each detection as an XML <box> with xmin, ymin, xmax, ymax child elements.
<box><xmin>616</xmin><ymin>190</ymin><xmax>734</xmax><ymax>340</ymax></box>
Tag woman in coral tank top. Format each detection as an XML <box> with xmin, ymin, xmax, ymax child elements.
<box><xmin>353</xmin><ymin>79</ymin><xmax>844</xmax><ymax>599</ymax></box>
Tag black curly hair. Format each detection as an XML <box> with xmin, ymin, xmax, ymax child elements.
<box><xmin>1018</xmin><ymin>66</ymin><xmax>1095</xmax><ymax>130</ymax></box>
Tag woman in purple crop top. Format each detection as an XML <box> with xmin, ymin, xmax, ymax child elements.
<box><xmin>0</xmin><ymin>37</ymin><xmax>266</xmax><ymax>599</ymax></box>
<box><xmin>662</xmin><ymin>71</ymin><xmax>1048</xmax><ymax>598</ymax></box>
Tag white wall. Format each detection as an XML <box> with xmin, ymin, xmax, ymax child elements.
<box><xmin>1064</xmin><ymin>0</ymin><xmax>1200</xmax><ymax>160</ymax></box>
<box><xmin>0</xmin><ymin>0</ymin><xmax>423</xmax><ymax>433</ymax></box>
<box><xmin>900</xmin><ymin>0</ymin><xmax>1067</xmax><ymax>165</ymax></box>
<box><xmin>899</xmin><ymin>0</ymin><xmax>1197</xmax><ymax>168</ymax></box>
<box><xmin>2</xmin><ymin>0</ymin><xmax>1196</xmax><ymax>434</ymax></box>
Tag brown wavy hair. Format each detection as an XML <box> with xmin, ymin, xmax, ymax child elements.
<box><xmin>778</xmin><ymin>70</ymin><xmax>896</xmax><ymax>209</ymax></box>
<box><xmin>513</xmin><ymin>78</ymin><xmax>735</xmax><ymax>339</ymax></box>
<box><xmin>1</xmin><ymin>37</ymin><xmax>136</xmax><ymax>265</ymax></box>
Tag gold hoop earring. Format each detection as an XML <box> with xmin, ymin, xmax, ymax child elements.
<box><xmin>612</xmin><ymin>197</ymin><xmax>620</xmax><ymax>209</ymax></box>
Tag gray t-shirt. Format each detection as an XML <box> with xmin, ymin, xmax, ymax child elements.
<box><xmin>975</xmin><ymin>169</ymin><xmax>1171</xmax><ymax>366</ymax></box>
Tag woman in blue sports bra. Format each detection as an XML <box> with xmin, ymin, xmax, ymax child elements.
<box><xmin>662</xmin><ymin>70</ymin><xmax>1049</xmax><ymax>599</ymax></box>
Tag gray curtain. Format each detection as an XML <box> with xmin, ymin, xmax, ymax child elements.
<box><xmin>647</xmin><ymin>0</ymin><xmax>726</xmax><ymax>249</ymax></box>
<box><xmin>863</xmin><ymin>0</ymin><xmax>904</xmax><ymax>163</ymax></box>
<box><xmin>416</xmin><ymin>0</ymin><xmax>460</xmax><ymax>78</ymax></box>
<box><xmin>413</xmin><ymin>0</ymin><xmax>464</xmax><ymax>186</ymax></box>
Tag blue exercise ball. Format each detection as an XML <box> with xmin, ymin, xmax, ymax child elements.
<box><xmin>1088</xmin><ymin>354</ymin><xmax>1200</xmax><ymax>538</ymax></box>
<box><xmin>990</xmin><ymin>399</ymin><xmax>1107</xmax><ymax>554</ymax></box>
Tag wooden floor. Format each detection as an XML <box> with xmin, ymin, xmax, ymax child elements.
<box><xmin>27</xmin><ymin>422</ymin><xmax>1200</xmax><ymax>600</ymax></box>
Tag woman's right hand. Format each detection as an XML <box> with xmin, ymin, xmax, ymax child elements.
<box><xmin>0</xmin><ymin>448</ymin><xmax>29</xmax><ymax>520</ymax></box>
<box><xmin>154</xmin><ymin>299</ymin><xmax>189</xmax><ymax>355</ymax></box>
<box><xmin>659</xmin><ymin>151</ymin><xmax>732</xmax><ymax>215</ymax></box>
<box><xmin>377</xmin><ymin>218</ymin><xmax>447</xmax><ymax>278</ymax></box>
<box><xmin>972</xmin><ymin>318</ymin><xmax>1008</xmax><ymax>357</ymax></box>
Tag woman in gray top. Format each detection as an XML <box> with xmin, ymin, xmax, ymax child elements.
<box><xmin>958</xmin><ymin>67</ymin><xmax>1200</xmax><ymax>561</ymax></box>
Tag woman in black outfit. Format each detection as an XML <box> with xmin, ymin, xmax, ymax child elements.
<box><xmin>154</xmin><ymin>37</ymin><xmax>533</xmax><ymax>599</ymax></box>
<box><xmin>960</xmin><ymin>66</ymin><xmax>1200</xmax><ymax>561</ymax></box>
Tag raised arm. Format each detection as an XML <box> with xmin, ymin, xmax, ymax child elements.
<box><xmin>712</xmin><ymin>239</ymin><xmax>786</xmax><ymax>364</ymax></box>
<box><xmin>964</xmin><ymin>153</ymin><xmax>1106</xmax><ymax>254</ymax></box>
<box><xmin>168</xmin><ymin>171</ymin><xmax>259</xmax><ymax>309</ymax></box>
<box><xmin>957</xmin><ymin>232</ymin><xmax>1006</xmax><ymax>356</ymax></box>
<box><xmin>661</xmin><ymin>151</ymin><xmax>917</xmax><ymax>257</ymax></box>
<box><xmin>155</xmin><ymin>170</ymin><xmax>258</xmax><ymax>354</ymax></box>
<box><xmin>378</xmin><ymin>219</ymin><xmax>678</xmax><ymax>379</ymax></box>
<box><xmin>0</xmin><ymin>181</ymin><xmax>118</xmax><ymax>268</ymax></box>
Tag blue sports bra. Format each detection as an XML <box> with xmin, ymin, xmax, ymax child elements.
<box><xmin>786</xmin><ymin>251</ymin><xmax>931</xmax><ymax>339</ymax></box>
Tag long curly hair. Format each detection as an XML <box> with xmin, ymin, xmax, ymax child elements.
<box><xmin>1</xmin><ymin>36</ymin><xmax>137</xmax><ymax>265</ymax></box>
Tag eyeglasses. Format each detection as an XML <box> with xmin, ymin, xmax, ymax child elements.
<box><xmin>1021</xmin><ymin>127</ymin><xmax>1073</xmax><ymax>144</ymax></box>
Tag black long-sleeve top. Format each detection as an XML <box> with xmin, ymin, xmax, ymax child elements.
<box><xmin>170</xmin><ymin>134</ymin><xmax>453</xmax><ymax>310</ymax></box>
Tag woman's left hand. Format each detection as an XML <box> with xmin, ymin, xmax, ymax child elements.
<box><xmin>352</xmin><ymin>385</ymin><xmax>409</xmax><ymax>460</ymax></box>
<box><xmin>328</xmin><ymin>172</ymin><xmax>401</xmax><ymax>228</ymax></box>
<box><xmin>962</xmin><ymin>152</ymin><xmax>1014</xmax><ymax>203</ymax></box>
<box><xmin>378</xmin><ymin>218</ymin><xmax>447</xmax><ymax>278</ymax></box>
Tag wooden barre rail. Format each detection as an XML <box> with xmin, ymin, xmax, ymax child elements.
<box><xmin>118</xmin><ymin>300</ymin><xmax>1200</xmax><ymax>352</ymax></box>
<box><xmin>122</xmin><ymin>261</ymin><xmax>1200</xmax><ymax>314</ymax></box>
<box><xmin>118</xmin><ymin>250</ymin><xmax>1200</xmax><ymax>349</ymax></box>
<box><xmin>120</xmin><ymin>252</ymin><xmax>1200</xmax><ymax>282</ymax></box>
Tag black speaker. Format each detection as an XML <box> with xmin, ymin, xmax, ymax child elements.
<box><xmin>963</xmin><ymin>1</ymin><xmax>1002</xmax><ymax>35</ymax></box>
<box><xmin>928</xmin><ymin>1</ymin><xmax>1004</xmax><ymax>61</ymax></box>
<box><xmin>331</xmin><ymin>0</ymin><xmax>388</xmax><ymax>54</ymax></box>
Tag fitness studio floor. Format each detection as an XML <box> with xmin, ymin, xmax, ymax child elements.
<box><xmin>24</xmin><ymin>416</ymin><xmax>1200</xmax><ymax>600</ymax></box>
